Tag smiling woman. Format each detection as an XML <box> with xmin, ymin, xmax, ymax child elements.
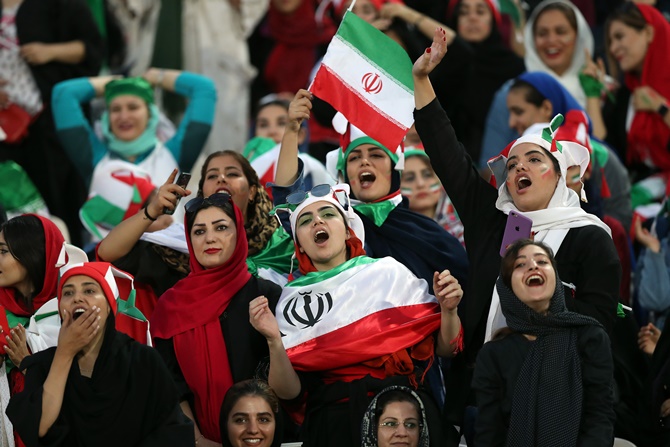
<box><xmin>472</xmin><ymin>239</ymin><xmax>614</xmax><ymax>446</ymax></box>
<box><xmin>150</xmin><ymin>193</ymin><xmax>282</xmax><ymax>445</ymax></box>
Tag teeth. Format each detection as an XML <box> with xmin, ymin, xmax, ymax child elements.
<box><xmin>360</xmin><ymin>172</ymin><xmax>375</xmax><ymax>182</ymax></box>
<box><xmin>517</xmin><ymin>177</ymin><xmax>532</xmax><ymax>189</ymax></box>
<box><xmin>526</xmin><ymin>274</ymin><xmax>544</xmax><ymax>285</ymax></box>
<box><xmin>546</xmin><ymin>48</ymin><xmax>559</xmax><ymax>54</ymax></box>
<box><xmin>74</xmin><ymin>309</ymin><xmax>86</xmax><ymax>314</ymax></box>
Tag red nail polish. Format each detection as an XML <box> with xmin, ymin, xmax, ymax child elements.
<box><xmin>426</xmin><ymin>48</ymin><xmax>431</xmax><ymax>53</ymax></box>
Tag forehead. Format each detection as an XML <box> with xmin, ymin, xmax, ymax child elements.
<box><xmin>109</xmin><ymin>95</ymin><xmax>145</xmax><ymax>108</ymax></box>
<box><xmin>461</xmin><ymin>0</ymin><xmax>490</xmax><ymax>9</ymax></box>
<box><xmin>507</xmin><ymin>88</ymin><xmax>533</xmax><ymax>106</ymax></box>
<box><xmin>298</xmin><ymin>200</ymin><xmax>337</xmax><ymax>219</ymax></box>
<box><xmin>517</xmin><ymin>245</ymin><xmax>549</xmax><ymax>258</ymax></box>
<box><xmin>230</xmin><ymin>395</ymin><xmax>273</xmax><ymax>414</ymax></box>
<box><xmin>608</xmin><ymin>20</ymin><xmax>637</xmax><ymax>35</ymax></box>
<box><xmin>194</xmin><ymin>206</ymin><xmax>233</xmax><ymax>224</ymax></box>
<box><xmin>206</xmin><ymin>155</ymin><xmax>244</xmax><ymax>172</ymax></box>
<box><xmin>63</xmin><ymin>274</ymin><xmax>101</xmax><ymax>288</ymax></box>
<box><xmin>535</xmin><ymin>9</ymin><xmax>573</xmax><ymax>30</ymax></box>
<box><xmin>257</xmin><ymin>104</ymin><xmax>288</xmax><ymax>120</ymax></box>
<box><xmin>380</xmin><ymin>400</ymin><xmax>420</xmax><ymax>418</ymax></box>
<box><xmin>403</xmin><ymin>156</ymin><xmax>431</xmax><ymax>171</ymax></box>
<box><xmin>508</xmin><ymin>142</ymin><xmax>547</xmax><ymax>158</ymax></box>
<box><xmin>349</xmin><ymin>144</ymin><xmax>387</xmax><ymax>156</ymax></box>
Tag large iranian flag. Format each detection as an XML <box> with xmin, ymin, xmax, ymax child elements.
<box><xmin>310</xmin><ymin>11</ymin><xmax>414</xmax><ymax>152</ymax></box>
<box><xmin>276</xmin><ymin>256</ymin><xmax>440</xmax><ymax>372</ymax></box>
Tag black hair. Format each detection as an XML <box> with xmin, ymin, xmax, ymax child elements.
<box><xmin>500</xmin><ymin>239</ymin><xmax>557</xmax><ymax>289</ymax></box>
<box><xmin>185</xmin><ymin>198</ymin><xmax>236</xmax><ymax>238</ymax></box>
<box><xmin>375</xmin><ymin>389</ymin><xmax>422</xmax><ymax>426</ymax></box>
<box><xmin>604</xmin><ymin>3</ymin><xmax>648</xmax><ymax>78</ymax></box>
<box><xmin>509</xmin><ymin>79</ymin><xmax>548</xmax><ymax>108</ymax></box>
<box><xmin>0</xmin><ymin>215</ymin><xmax>46</xmax><ymax>308</ymax></box>
<box><xmin>220</xmin><ymin>380</ymin><xmax>280</xmax><ymax>447</ymax></box>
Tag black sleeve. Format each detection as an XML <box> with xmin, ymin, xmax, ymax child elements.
<box><xmin>577</xmin><ymin>327</ymin><xmax>615</xmax><ymax>447</ymax></box>
<box><xmin>136</xmin><ymin>346</ymin><xmax>195</xmax><ymax>447</ymax></box>
<box><xmin>7</xmin><ymin>350</ymin><xmax>70</xmax><ymax>447</ymax></box>
<box><xmin>472</xmin><ymin>344</ymin><xmax>507</xmax><ymax>447</ymax></box>
<box><xmin>58</xmin><ymin>0</ymin><xmax>104</xmax><ymax>77</ymax></box>
<box><xmin>258</xmin><ymin>277</ymin><xmax>283</xmax><ymax>312</ymax></box>
<box><xmin>560</xmin><ymin>227</ymin><xmax>621</xmax><ymax>334</ymax></box>
<box><xmin>152</xmin><ymin>337</ymin><xmax>193</xmax><ymax>403</ymax></box>
<box><xmin>413</xmin><ymin>98</ymin><xmax>501</xmax><ymax>231</ymax></box>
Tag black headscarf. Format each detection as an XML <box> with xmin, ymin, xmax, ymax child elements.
<box><xmin>496</xmin><ymin>275</ymin><xmax>602</xmax><ymax>446</ymax></box>
<box><xmin>8</xmin><ymin>315</ymin><xmax>193</xmax><ymax>446</ymax></box>
<box><xmin>360</xmin><ymin>385</ymin><xmax>430</xmax><ymax>447</ymax></box>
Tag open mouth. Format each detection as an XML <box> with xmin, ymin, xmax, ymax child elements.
<box><xmin>242</xmin><ymin>439</ymin><xmax>263</xmax><ymax>445</ymax></box>
<box><xmin>314</xmin><ymin>230</ymin><xmax>329</xmax><ymax>243</ymax></box>
<box><xmin>525</xmin><ymin>274</ymin><xmax>545</xmax><ymax>286</ymax></box>
<box><xmin>72</xmin><ymin>308</ymin><xmax>87</xmax><ymax>321</ymax></box>
<box><xmin>516</xmin><ymin>176</ymin><xmax>532</xmax><ymax>191</ymax></box>
<box><xmin>216</xmin><ymin>187</ymin><xmax>230</xmax><ymax>194</ymax></box>
<box><xmin>359</xmin><ymin>171</ymin><xmax>376</xmax><ymax>187</ymax></box>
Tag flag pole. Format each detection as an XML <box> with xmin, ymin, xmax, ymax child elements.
<box><xmin>348</xmin><ymin>0</ymin><xmax>357</xmax><ymax>12</ymax></box>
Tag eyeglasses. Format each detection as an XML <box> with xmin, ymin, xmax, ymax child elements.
<box><xmin>185</xmin><ymin>192</ymin><xmax>231</xmax><ymax>214</ymax></box>
<box><xmin>379</xmin><ymin>420</ymin><xmax>421</xmax><ymax>432</ymax></box>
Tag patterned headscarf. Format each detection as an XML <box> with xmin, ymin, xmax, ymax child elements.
<box><xmin>360</xmin><ymin>385</ymin><xmax>430</xmax><ymax>447</ymax></box>
<box><xmin>496</xmin><ymin>273</ymin><xmax>603</xmax><ymax>446</ymax></box>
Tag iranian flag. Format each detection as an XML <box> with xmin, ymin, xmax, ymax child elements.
<box><xmin>276</xmin><ymin>256</ymin><xmax>440</xmax><ymax>372</ymax></box>
<box><xmin>310</xmin><ymin>11</ymin><xmax>414</xmax><ymax>152</ymax></box>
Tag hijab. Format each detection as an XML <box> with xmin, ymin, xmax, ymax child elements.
<box><xmin>360</xmin><ymin>385</ymin><xmax>430</xmax><ymax>447</ymax></box>
<box><xmin>151</xmin><ymin>199</ymin><xmax>251</xmax><ymax>442</ymax></box>
<box><xmin>0</xmin><ymin>215</ymin><xmax>64</xmax><ymax>316</ymax></box>
<box><xmin>496</xmin><ymin>272</ymin><xmax>603</xmax><ymax>446</ymax></box>
<box><xmin>624</xmin><ymin>4</ymin><xmax>670</xmax><ymax>171</ymax></box>
<box><xmin>524</xmin><ymin>0</ymin><xmax>593</xmax><ymax>107</ymax></box>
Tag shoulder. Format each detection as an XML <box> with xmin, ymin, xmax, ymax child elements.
<box><xmin>576</xmin><ymin>325</ymin><xmax>610</xmax><ymax>349</ymax></box>
<box><xmin>562</xmin><ymin>226</ymin><xmax>617</xmax><ymax>254</ymax></box>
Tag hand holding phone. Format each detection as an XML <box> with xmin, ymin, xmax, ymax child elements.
<box><xmin>500</xmin><ymin>211</ymin><xmax>533</xmax><ymax>257</ymax></box>
<box><xmin>163</xmin><ymin>172</ymin><xmax>191</xmax><ymax>215</ymax></box>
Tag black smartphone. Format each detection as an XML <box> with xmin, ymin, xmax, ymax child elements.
<box><xmin>164</xmin><ymin>172</ymin><xmax>191</xmax><ymax>215</ymax></box>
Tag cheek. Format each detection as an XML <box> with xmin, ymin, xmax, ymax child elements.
<box><xmin>539</xmin><ymin>164</ymin><xmax>552</xmax><ymax>177</ymax></box>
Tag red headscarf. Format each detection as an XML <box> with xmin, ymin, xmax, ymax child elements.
<box><xmin>0</xmin><ymin>215</ymin><xmax>64</xmax><ymax>317</ymax></box>
<box><xmin>150</xmin><ymin>201</ymin><xmax>250</xmax><ymax>442</ymax></box>
<box><xmin>625</xmin><ymin>4</ymin><xmax>670</xmax><ymax>171</ymax></box>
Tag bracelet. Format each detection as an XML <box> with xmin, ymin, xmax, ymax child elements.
<box><xmin>143</xmin><ymin>207</ymin><xmax>157</xmax><ymax>222</ymax></box>
<box><xmin>658</xmin><ymin>103</ymin><xmax>669</xmax><ymax>118</ymax></box>
<box><xmin>195</xmin><ymin>434</ymin><xmax>203</xmax><ymax>445</ymax></box>
<box><xmin>156</xmin><ymin>69</ymin><xmax>165</xmax><ymax>88</ymax></box>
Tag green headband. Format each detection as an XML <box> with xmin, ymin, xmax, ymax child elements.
<box><xmin>336</xmin><ymin>136</ymin><xmax>397</xmax><ymax>173</ymax></box>
<box><xmin>105</xmin><ymin>78</ymin><xmax>154</xmax><ymax>106</ymax></box>
<box><xmin>403</xmin><ymin>148</ymin><xmax>429</xmax><ymax>160</ymax></box>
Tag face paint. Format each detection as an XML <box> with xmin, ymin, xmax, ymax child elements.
<box><xmin>428</xmin><ymin>182</ymin><xmax>442</xmax><ymax>193</ymax></box>
<box><xmin>540</xmin><ymin>164</ymin><xmax>551</xmax><ymax>178</ymax></box>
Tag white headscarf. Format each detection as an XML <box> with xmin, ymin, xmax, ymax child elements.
<box><xmin>524</xmin><ymin>0</ymin><xmax>594</xmax><ymax>107</ymax></box>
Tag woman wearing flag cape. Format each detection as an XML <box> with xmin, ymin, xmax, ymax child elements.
<box><xmin>249</xmin><ymin>184</ymin><xmax>463</xmax><ymax>447</ymax></box>
<box><xmin>412</xmin><ymin>26</ymin><xmax>620</xmax><ymax>440</ymax></box>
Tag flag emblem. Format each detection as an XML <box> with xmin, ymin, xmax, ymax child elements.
<box><xmin>362</xmin><ymin>72</ymin><xmax>383</xmax><ymax>94</ymax></box>
<box><xmin>282</xmin><ymin>291</ymin><xmax>334</xmax><ymax>329</ymax></box>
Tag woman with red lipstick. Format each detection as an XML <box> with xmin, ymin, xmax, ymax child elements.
<box><xmin>413</xmin><ymin>27</ymin><xmax>620</xmax><ymax>441</ymax></box>
<box><xmin>249</xmin><ymin>184</ymin><xmax>463</xmax><ymax>447</ymax></box>
<box><xmin>7</xmin><ymin>258</ymin><xmax>193</xmax><ymax>447</ymax></box>
<box><xmin>473</xmin><ymin>239</ymin><xmax>614</xmax><ymax>446</ymax></box>
<box><xmin>599</xmin><ymin>3</ymin><xmax>670</xmax><ymax>207</ymax></box>
<box><xmin>151</xmin><ymin>193</ymin><xmax>282</xmax><ymax>446</ymax></box>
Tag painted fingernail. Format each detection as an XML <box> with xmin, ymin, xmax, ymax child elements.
<box><xmin>426</xmin><ymin>48</ymin><xmax>431</xmax><ymax>53</ymax></box>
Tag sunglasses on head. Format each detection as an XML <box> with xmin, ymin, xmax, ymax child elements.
<box><xmin>286</xmin><ymin>184</ymin><xmax>334</xmax><ymax>207</ymax></box>
<box><xmin>185</xmin><ymin>192</ymin><xmax>232</xmax><ymax>214</ymax></box>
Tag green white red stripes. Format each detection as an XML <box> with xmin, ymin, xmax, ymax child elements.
<box><xmin>310</xmin><ymin>11</ymin><xmax>414</xmax><ymax>152</ymax></box>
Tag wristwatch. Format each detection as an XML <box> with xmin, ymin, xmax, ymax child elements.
<box><xmin>658</xmin><ymin>103</ymin><xmax>669</xmax><ymax>118</ymax></box>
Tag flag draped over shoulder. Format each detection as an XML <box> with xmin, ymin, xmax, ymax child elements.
<box><xmin>310</xmin><ymin>11</ymin><xmax>415</xmax><ymax>153</ymax></box>
<box><xmin>276</xmin><ymin>256</ymin><xmax>440</xmax><ymax>372</ymax></box>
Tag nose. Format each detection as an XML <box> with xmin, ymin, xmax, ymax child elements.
<box><xmin>515</xmin><ymin>161</ymin><xmax>527</xmax><ymax>171</ymax></box>
<box><xmin>528</xmin><ymin>259</ymin><xmax>539</xmax><ymax>270</ymax></box>
<box><xmin>246</xmin><ymin>420</ymin><xmax>259</xmax><ymax>434</ymax></box>
<box><xmin>394</xmin><ymin>424</ymin><xmax>410</xmax><ymax>436</ymax></box>
<box><xmin>312</xmin><ymin>214</ymin><xmax>325</xmax><ymax>226</ymax></box>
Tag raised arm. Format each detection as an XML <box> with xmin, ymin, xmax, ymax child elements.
<box><xmin>97</xmin><ymin>169</ymin><xmax>190</xmax><ymax>262</ymax></box>
<box><xmin>433</xmin><ymin>270</ymin><xmax>463</xmax><ymax>357</ymax></box>
<box><xmin>249</xmin><ymin>296</ymin><xmax>301</xmax><ymax>399</ymax></box>
<box><xmin>274</xmin><ymin>89</ymin><xmax>312</xmax><ymax>186</ymax></box>
<box><xmin>379</xmin><ymin>3</ymin><xmax>456</xmax><ymax>44</ymax></box>
<box><xmin>412</xmin><ymin>28</ymin><xmax>449</xmax><ymax>110</ymax></box>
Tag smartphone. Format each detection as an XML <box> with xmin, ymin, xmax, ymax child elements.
<box><xmin>500</xmin><ymin>211</ymin><xmax>533</xmax><ymax>257</ymax></box>
<box><xmin>0</xmin><ymin>305</ymin><xmax>9</xmax><ymax>355</ymax></box>
<box><xmin>163</xmin><ymin>172</ymin><xmax>191</xmax><ymax>215</ymax></box>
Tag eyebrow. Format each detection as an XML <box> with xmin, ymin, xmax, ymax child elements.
<box><xmin>193</xmin><ymin>218</ymin><xmax>229</xmax><ymax>227</ymax></box>
<box><xmin>507</xmin><ymin>150</ymin><xmax>546</xmax><ymax>162</ymax></box>
<box><xmin>63</xmin><ymin>282</ymin><xmax>99</xmax><ymax>288</ymax></box>
<box><xmin>515</xmin><ymin>253</ymin><xmax>548</xmax><ymax>260</ymax></box>
<box><xmin>231</xmin><ymin>412</ymin><xmax>273</xmax><ymax>418</ymax></box>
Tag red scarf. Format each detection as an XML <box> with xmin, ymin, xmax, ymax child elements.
<box><xmin>264</xmin><ymin>0</ymin><xmax>335</xmax><ymax>93</ymax></box>
<box><xmin>625</xmin><ymin>5</ymin><xmax>670</xmax><ymax>171</ymax></box>
<box><xmin>150</xmin><ymin>204</ymin><xmax>250</xmax><ymax>442</ymax></box>
<box><xmin>295</xmin><ymin>227</ymin><xmax>366</xmax><ymax>275</ymax></box>
<box><xmin>0</xmin><ymin>215</ymin><xmax>63</xmax><ymax>317</ymax></box>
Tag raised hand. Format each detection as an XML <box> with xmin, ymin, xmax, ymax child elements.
<box><xmin>249</xmin><ymin>296</ymin><xmax>281</xmax><ymax>342</ymax></box>
<box><xmin>57</xmin><ymin>307</ymin><xmax>102</xmax><ymax>359</ymax></box>
<box><xmin>147</xmin><ymin>169</ymin><xmax>192</xmax><ymax>218</ymax></box>
<box><xmin>412</xmin><ymin>27</ymin><xmax>448</xmax><ymax>79</ymax></box>
<box><xmin>287</xmin><ymin>89</ymin><xmax>313</xmax><ymax>133</ymax></box>
<box><xmin>433</xmin><ymin>269</ymin><xmax>463</xmax><ymax>313</ymax></box>
<box><xmin>4</xmin><ymin>324</ymin><xmax>30</xmax><ymax>369</ymax></box>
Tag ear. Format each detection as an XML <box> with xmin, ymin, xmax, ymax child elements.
<box><xmin>299</xmin><ymin>246</ymin><xmax>305</xmax><ymax>253</ymax></box>
<box><xmin>346</xmin><ymin>229</ymin><xmax>351</xmax><ymax>240</ymax></box>
<box><xmin>540</xmin><ymin>99</ymin><xmax>553</xmax><ymax>122</ymax></box>
<box><xmin>645</xmin><ymin>24</ymin><xmax>655</xmax><ymax>43</ymax></box>
<box><xmin>248</xmin><ymin>185</ymin><xmax>258</xmax><ymax>203</ymax></box>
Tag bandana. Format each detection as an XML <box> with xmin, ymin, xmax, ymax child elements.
<box><xmin>80</xmin><ymin>161</ymin><xmax>156</xmax><ymax>241</ymax></box>
<box><xmin>104</xmin><ymin>77</ymin><xmax>154</xmax><ymax>106</ymax></box>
